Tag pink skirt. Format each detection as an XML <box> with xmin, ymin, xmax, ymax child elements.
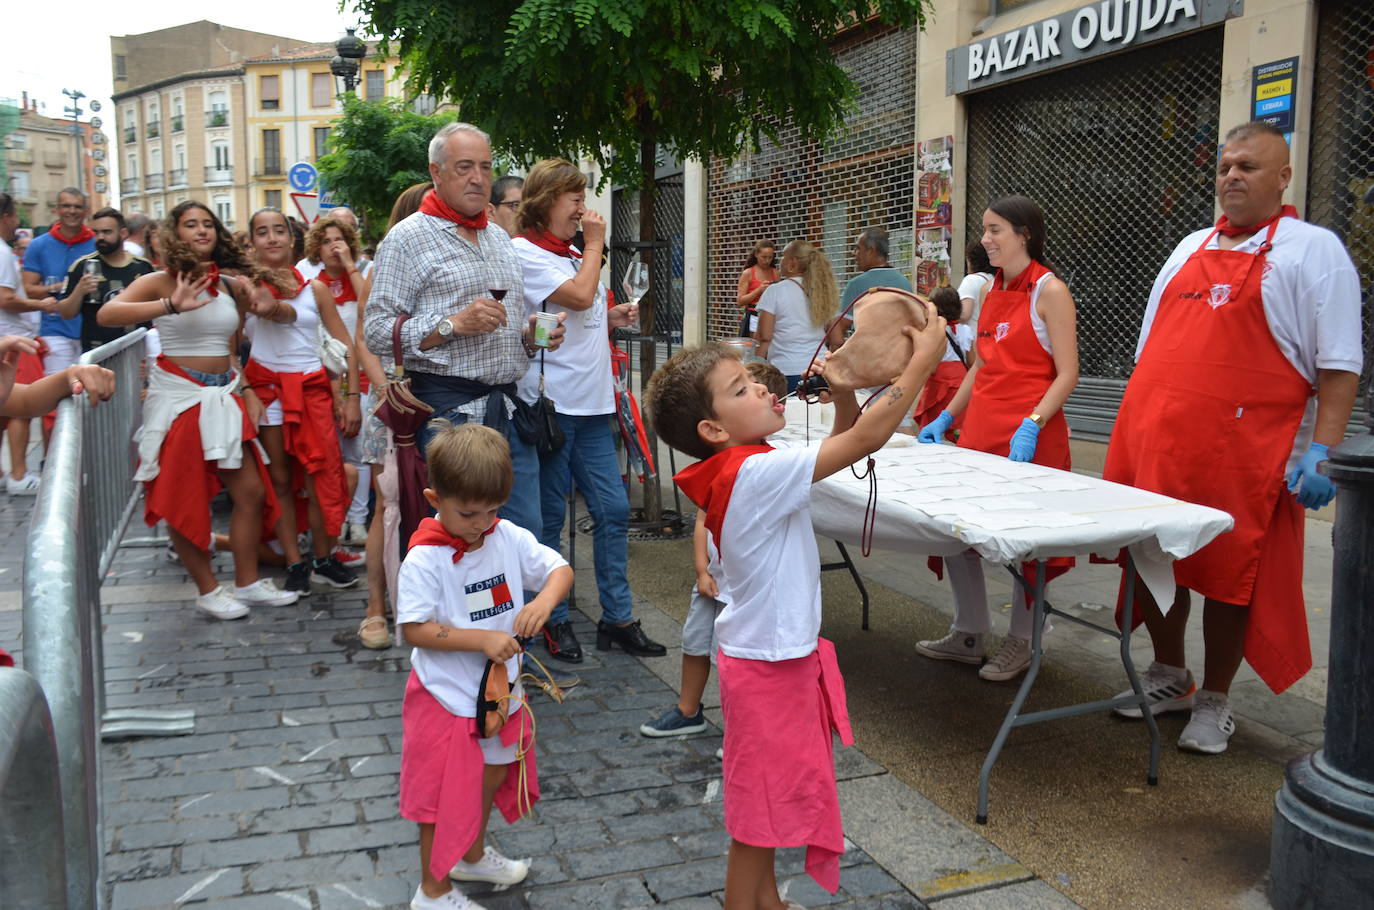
<box><xmin>717</xmin><ymin>638</ymin><xmax>854</xmax><ymax>893</ymax></box>
<box><xmin>399</xmin><ymin>672</ymin><xmax>539</xmax><ymax>881</ymax></box>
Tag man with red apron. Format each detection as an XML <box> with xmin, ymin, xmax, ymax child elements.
<box><xmin>1103</xmin><ymin>122</ymin><xmax>1362</xmax><ymax>755</ymax></box>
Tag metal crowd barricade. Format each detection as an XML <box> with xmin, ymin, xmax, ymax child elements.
<box><xmin>20</xmin><ymin>329</ymin><xmax>193</xmax><ymax>909</ymax></box>
<box><xmin>0</xmin><ymin>666</ymin><xmax>68</xmax><ymax>909</ymax></box>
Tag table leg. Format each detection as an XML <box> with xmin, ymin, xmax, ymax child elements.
<box><xmin>822</xmin><ymin>541</ymin><xmax>873</xmax><ymax>630</ymax></box>
<box><xmin>976</xmin><ymin>559</ymin><xmax>1048</xmax><ymax>824</ymax></box>
<box><xmin>1119</xmin><ymin>552</ymin><xmax>1161</xmax><ymax>786</ymax></box>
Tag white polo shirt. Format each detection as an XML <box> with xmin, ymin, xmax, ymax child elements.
<box><xmin>1138</xmin><ymin>216</ymin><xmax>1364</xmax><ymax>471</ymax></box>
<box><xmin>396</xmin><ymin>522</ymin><xmax>567</xmax><ymax>716</ymax></box>
<box><xmin>713</xmin><ymin>443</ymin><xmax>822</xmax><ymax>662</ymax></box>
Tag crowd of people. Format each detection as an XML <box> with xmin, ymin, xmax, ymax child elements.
<box><xmin>0</xmin><ymin>116</ymin><xmax>1362</xmax><ymax>910</ymax></box>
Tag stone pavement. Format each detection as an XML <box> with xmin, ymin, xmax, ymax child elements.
<box><xmin>2</xmin><ymin>488</ymin><xmax>1075</xmax><ymax>910</ymax></box>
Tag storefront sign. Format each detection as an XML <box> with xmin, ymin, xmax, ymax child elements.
<box><xmin>948</xmin><ymin>0</ymin><xmax>1242</xmax><ymax>94</ymax></box>
<box><xmin>1252</xmin><ymin>56</ymin><xmax>1298</xmax><ymax>133</ymax></box>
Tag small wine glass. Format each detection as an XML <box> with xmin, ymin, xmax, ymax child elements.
<box><xmin>489</xmin><ymin>287</ymin><xmax>508</xmax><ymax>301</ymax></box>
<box><xmin>621</xmin><ymin>260</ymin><xmax>649</xmax><ymax>306</ymax></box>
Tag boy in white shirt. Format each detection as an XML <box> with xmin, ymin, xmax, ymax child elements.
<box><xmin>397</xmin><ymin>422</ymin><xmax>574</xmax><ymax>910</ymax></box>
<box><xmin>645</xmin><ymin>305</ymin><xmax>946</xmax><ymax>910</ymax></box>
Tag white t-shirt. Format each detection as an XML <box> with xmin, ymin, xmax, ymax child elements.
<box><xmin>246</xmin><ymin>283</ymin><xmax>323</xmax><ymax>373</ymax></box>
<box><xmin>295</xmin><ymin>258</ymin><xmax>372</xmax><ymax>283</ymax></box>
<box><xmin>941</xmin><ymin>323</ymin><xmax>976</xmax><ymax>364</ymax></box>
<box><xmin>0</xmin><ymin>238</ymin><xmax>40</xmax><ymax>337</ymax></box>
<box><xmin>511</xmin><ymin>238</ymin><xmax>614</xmax><ymax>415</ymax></box>
<box><xmin>713</xmin><ymin>443</ymin><xmax>822</xmax><ymax>661</ymax></box>
<box><xmin>757</xmin><ymin>277</ymin><xmax>829</xmax><ymax>376</ymax></box>
<box><xmin>957</xmin><ymin>271</ymin><xmax>993</xmax><ymax>325</ymax></box>
<box><xmin>396</xmin><ymin>521</ymin><xmax>568</xmax><ymax>717</ymax></box>
<box><xmin>1138</xmin><ymin>216</ymin><xmax>1364</xmax><ymax>471</ymax></box>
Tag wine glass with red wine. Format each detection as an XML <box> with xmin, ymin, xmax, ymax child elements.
<box><xmin>489</xmin><ymin>288</ymin><xmax>508</xmax><ymax>301</ymax></box>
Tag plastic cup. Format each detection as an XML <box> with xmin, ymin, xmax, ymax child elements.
<box><xmin>533</xmin><ymin>311</ymin><xmax>559</xmax><ymax>347</ymax></box>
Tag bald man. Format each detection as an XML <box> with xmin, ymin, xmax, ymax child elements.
<box><xmin>1104</xmin><ymin>121</ymin><xmax>1362</xmax><ymax>754</ymax></box>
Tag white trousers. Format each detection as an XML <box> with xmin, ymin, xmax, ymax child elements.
<box><xmin>946</xmin><ymin>549</ymin><xmax>1041</xmax><ymax>640</ymax></box>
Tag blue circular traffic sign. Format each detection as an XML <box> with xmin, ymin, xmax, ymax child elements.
<box><xmin>288</xmin><ymin>162</ymin><xmax>318</xmax><ymax>193</ymax></box>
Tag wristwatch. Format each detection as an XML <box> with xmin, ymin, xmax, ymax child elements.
<box><xmin>1028</xmin><ymin>412</ymin><xmax>1045</xmax><ymax>427</ymax></box>
<box><xmin>436</xmin><ymin>316</ymin><xmax>455</xmax><ymax>339</ymax></box>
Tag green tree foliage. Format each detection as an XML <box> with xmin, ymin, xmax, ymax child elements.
<box><xmin>315</xmin><ymin>97</ymin><xmax>457</xmax><ymax>243</ymax></box>
<box><xmin>351</xmin><ymin>0</ymin><xmax>930</xmax><ymax>190</ymax></box>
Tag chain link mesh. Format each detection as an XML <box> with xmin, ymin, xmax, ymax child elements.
<box><xmin>1310</xmin><ymin>0</ymin><xmax>1374</xmax><ymax>416</ymax></box>
<box><xmin>965</xmin><ymin>28</ymin><xmax>1223</xmax><ymax>382</ymax></box>
<box><xmin>706</xmin><ymin>27</ymin><xmax>917</xmax><ymax>340</ymax></box>
<box><xmin>611</xmin><ymin>175</ymin><xmax>686</xmax><ymax>342</ymax></box>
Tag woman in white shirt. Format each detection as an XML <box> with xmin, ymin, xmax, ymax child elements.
<box><xmin>957</xmin><ymin>239</ymin><xmax>994</xmax><ymax>325</ymax></box>
<box><xmin>100</xmin><ymin>201</ymin><xmax>299</xmax><ymax>620</ymax></box>
<box><xmin>755</xmin><ymin>240</ymin><xmax>841</xmax><ymax>393</ymax></box>
<box><xmin>511</xmin><ymin>158</ymin><xmax>665</xmax><ymax>664</ymax></box>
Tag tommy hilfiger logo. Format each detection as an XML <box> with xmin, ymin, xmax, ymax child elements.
<box><xmin>994</xmin><ymin>322</ymin><xmax>1011</xmax><ymax>342</ymax></box>
<box><xmin>1208</xmin><ymin>284</ymin><xmax>1232</xmax><ymax>309</ymax></box>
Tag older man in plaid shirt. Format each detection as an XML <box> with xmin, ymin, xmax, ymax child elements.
<box><xmin>365</xmin><ymin>122</ymin><xmax>564</xmax><ymax>537</ymax></box>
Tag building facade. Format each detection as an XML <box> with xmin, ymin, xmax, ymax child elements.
<box><xmin>3</xmin><ymin>103</ymin><xmax>109</xmax><ymax>226</ymax></box>
<box><xmin>686</xmin><ymin>0</ymin><xmax>1373</xmax><ymax>438</ymax></box>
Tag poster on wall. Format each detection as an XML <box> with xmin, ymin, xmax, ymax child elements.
<box><xmin>915</xmin><ymin>136</ymin><xmax>954</xmax><ymax>295</ymax></box>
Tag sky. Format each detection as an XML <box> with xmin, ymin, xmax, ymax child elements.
<box><xmin>5</xmin><ymin>2</ymin><xmax>366</xmax><ymax>121</ymax></box>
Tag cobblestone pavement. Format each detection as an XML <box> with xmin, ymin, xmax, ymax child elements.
<box><xmin>6</xmin><ymin>491</ymin><xmax>1060</xmax><ymax>909</ymax></box>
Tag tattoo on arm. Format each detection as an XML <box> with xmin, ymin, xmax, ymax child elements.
<box><xmin>884</xmin><ymin>385</ymin><xmax>905</xmax><ymax>404</ymax></box>
<box><xmin>435</xmin><ymin>626</ymin><xmax>450</xmax><ymax>639</ymax></box>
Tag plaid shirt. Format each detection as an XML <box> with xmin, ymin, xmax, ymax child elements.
<box><xmin>365</xmin><ymin>213</ymin><xmax>528</xmax><ymax>385</ymax></box>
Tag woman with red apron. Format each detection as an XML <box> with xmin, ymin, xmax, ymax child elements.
<box><xmin>915</xmin><ymin>195</ymin><xmax>1080</xmax><ymax>681</ymax></box>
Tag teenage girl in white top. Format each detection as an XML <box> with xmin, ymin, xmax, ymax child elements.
<box><xmin>100</xmin><ymin>201</ymin><xmax>300</xmax><ymax>619</ymax></box>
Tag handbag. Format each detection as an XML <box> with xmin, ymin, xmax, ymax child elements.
<box><xmin>528</xmin><ymin>309</ymin><xmax>565</xmax><ymax>459</ymax></box>
<box><xmin>318</xmin><ymin>322</ymin><xmax>349</xmax><ymax>377</ymax></box>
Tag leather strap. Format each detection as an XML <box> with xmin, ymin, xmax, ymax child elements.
<box><xmin>392</xmin><ymin>313</ymin><xmax>408</xmax><ymax>379</ymax></box>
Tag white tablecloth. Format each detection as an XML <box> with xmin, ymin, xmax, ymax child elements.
<box><xmin>773</xmin><ymin>409</ymin><xmax>1234</xmax><ymax>611</ymax></box>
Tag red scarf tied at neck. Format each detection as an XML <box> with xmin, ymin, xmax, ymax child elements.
<box><xmin>48</xmin><ymin>222</ymin><xmax>95</xmax><ymax>246</ymax></box>
<box><xmin>325</xmin><ymin>271</ymin><xmax>358</xmax><ymax>305</ymax></box>
<box><xmin>522</xmin><ymin>230</ymin><xmax>582</xmax><ymax>260</ymax></box>
<box><xmin>174</xmin><ymin>263</ymin><xmax>221</xmax><ymax>297</ymax></box>
<box><xmin>265</xmin><ymin>267</ymin><xmax>307</xmax><ymax>301</ymax></box>
<box><xmin>1215</xmin><ymin>204</ymin><xmax>1298</xmax><ymax>238</ymax></box>
<box><xmin>407</xmin><ymin>516</ymin><xmax>500</xmax><ymax>563</ymax></box>
<box><xmin>673</xmin><ymin>444</ymin><xmax>773</xmax><ymax>562</ymax></box>
<box><xmin>419</xmin><ymin>189</ymin><xmax>488</xmax><ymax>231</ymax></box>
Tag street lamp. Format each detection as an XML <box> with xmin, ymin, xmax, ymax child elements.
<box><xmin>61</xmin><ymin>88</ymin><xmax>86</xmax><ymax>195</ymax></box>
<box><xmin>331</xmin><ymin>28</ymin><xmax>367</xmax><ymax>95</ymax></box>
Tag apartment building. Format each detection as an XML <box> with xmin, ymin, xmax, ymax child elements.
<box><xmin>3</xmin><ymin>102</ymin><xmax>109</xmax><ymax>225</ymax></box>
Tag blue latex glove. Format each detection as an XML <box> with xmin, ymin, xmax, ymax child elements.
<box><xmin>1287</xmin><ymin>442</ymin><xmax>1335</xmax><ymax>510</ymax></box>
<box><xmin>918</xmin><ymin>410</ymin><xmax>954</xmax><ymax>444</ymax></box>
<box><xmin>1007</xmin><ymin>417</ymin><xmax>1040</xmax><ymax>462</ymax></box>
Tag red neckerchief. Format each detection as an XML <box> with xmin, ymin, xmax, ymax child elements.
<box><xmin>995</xmin><ymin>258</ymin><xmax>1049</xmax><ymax>294</ymax></box>
<box><xmin>1215</xmin><ymin>203</ymin><xmax>1298</xmax><ymax>238</ymax></box>
<box><xmin>265</xmin><ymin>267</ymin><xmax>307</xmax><ymax>300</ymax></box>
<box><xmin>48</xmin><ymin>223</ymin><xmax>95</xmax><ymax>246</ymax></box>
<box><xmin>522</xmin><ymin>230</ymin><xmax>582</xmax><ymax>260</ymax></box>
<box><xmin>173</xmin><ymin>263</ymin><xmax>221</xmax><ymax>297</ymax></box>
<box><xmin>407</xmin><ymin>516</ymin><xmax>500</xmax><ymax>563</ymax></box>
<box><xmin>323</xmin><ymin>269</ymin><xmax>357</xmax><ymax>305</ymax></box>
<box><xmin>673</xmin><ymin>444</ymin><xmax>773</xmax><ymax>561</ymax></box>
<box><xmin>418</xmin><ymin>189</ymin><xmax>488</xmax><ymax>230</ymax></box>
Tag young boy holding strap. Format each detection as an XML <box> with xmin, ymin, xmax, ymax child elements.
<box><xmin>397</xmin><ymin>422</ymin><xmax>574</xmax><ymax>910</ymax></box>
<box><xmin>645</xmin><ymin>305</ymin><xmax>946</xmax><ymax>909</ymax></box>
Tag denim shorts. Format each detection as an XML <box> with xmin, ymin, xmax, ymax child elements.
<box><xmin>182</xmin><ymin>366</ymin><xmax>234</xmax><ymax>387</ymax></box>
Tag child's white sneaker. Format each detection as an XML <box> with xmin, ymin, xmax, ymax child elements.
<box><xmin>1178</xmin><ymin>690</ymin><xmax>1236</xmax><ymax>754</ymax></box>
<box><xmin>233</xmin><ymin>578</ymin><xmax>299</xmax><ymax>607</ymax></box>
<box><xmin>448</xmin><ymin>845</ymin><xmax>530</xmax><ymax>885</ymax></box>
<box><xmin>410</xmin><ymin>885</ymin><xmax>485</xmax><ymax>909</ymax></box>
<box><xmin>915</xmin><ymin>628</ymin><xmax>984</xmax><ymax>665</ymax></box>
<box><xmin>194</xmin><ymin>586</ymin><xmax>249</xmax><ymax>621</ymax></box>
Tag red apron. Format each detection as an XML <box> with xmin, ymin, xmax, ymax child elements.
<box><xmin>931</xmin><ymin>261</ymin><xmax>1073</xmax><ymax>584</ymax></box>
<box><xmin>912</xmin><ymin>338</ymin><xmax>967</xmax><ymax>438</ymax></box>
<box><xmin>1103</xmin><ymin>215</ymin><xmax>1313</xmax><ymax>693</ymax></box>
<box><xmin>243</xmin><ymin>360</ymin><xmax>349</xmax><ymax>538</ymax></box>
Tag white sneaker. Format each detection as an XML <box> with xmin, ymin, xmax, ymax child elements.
<box><xmin>410</xmin><ymin>885</ymin><xmax>485</xmax><ymax>910</ymax></box>
<box><xmin>448</xmin><ymin>845</ymin><xmax>530</xmax><ymax>885</ymax></box>
<box><xmin>194</xmin><ymin>586</ymin><xmax>249</xmax><ymax>620</ymax></box>
<box><xmin>978</xmin><ymin>635</ymin><xmax>1031</xmax><ymax>681</ymax></box>
<box><xmin>1113</xmin><ymin>662</ymin><xmax>1197</xmax><ymax>719</ymax></box>
<box><xmin>233</xmin><ymin>578</ymin><xmax>299</xmax><ymax>607</ymax></box>
<box><xmin>915</xmin><ymin>628</ymin><xmax>985</xmax><ymax>665</ymax></box>
<box><xmin>341</xmin><ymin>520</ymin><xmax>369</xmax><ymax>546</ymax></box>
<box><xmin>6</xmin><ymin>473</ymin><xmax>39</xmax><ymax>495</ymax></box>
<box><xmin>1178</xmin><ymin>690</ymin><xmax>1236</xmax><ymax>754</ymax></box>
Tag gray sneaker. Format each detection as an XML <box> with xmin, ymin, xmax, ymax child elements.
<box><xmin>978</xmin><ymin>635</ymin><xmax>1031</xmax><ymax>681</ymax></box>
<box><xmin>915</xmin><ymin>628</ymin><xmax>984</xmax><ymax>665</ymax></box>
<box><xmin>1178</xmin><ymin>690</ymin><xmax>1235</xmax><ymax>754</ymax></box>
<box><xmin>1113</xmin><ymin>662</ymin><xmax>1196</xmax><ymax>719</ymax></box>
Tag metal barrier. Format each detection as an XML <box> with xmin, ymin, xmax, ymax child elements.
<box><xmin>0</xmin><ymin>666</ymin><xmax>68</xmax><ymax>909</ymax></box>
<box><xmin>20</xmin><ymin>329</ymin><xmax>194</xmax><ymax>909</ymax></box>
